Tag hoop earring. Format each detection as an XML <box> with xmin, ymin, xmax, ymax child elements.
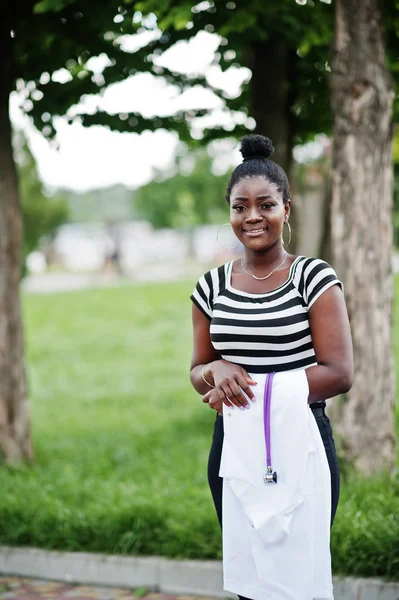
<box><xmin>216</xmin><ymin>223</ymin><xmax>241</xmax><ymax>249</ymax></box>
<box><xmin>282</xmin><ymin>221</ymin><xmax>292</xmax><ymax>247</ymax></box>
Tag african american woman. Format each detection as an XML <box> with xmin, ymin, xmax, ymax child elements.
<box><xmin>190</xmin><ymin>134</ymin><xmax>353</xmax><ymax>600</ymax></box>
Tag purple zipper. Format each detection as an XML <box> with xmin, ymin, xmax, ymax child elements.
<box><xmin>263</xmin><ymin>372</ymin><xmax>277</xmax><ymax>484</ymax></box>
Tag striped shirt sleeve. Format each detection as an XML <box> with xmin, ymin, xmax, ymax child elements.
<box><xmin>190</xmin><ymin>271</ymin><xmax>214</xmax><ymax>320</ymax></box>
<box><xmin>302</xmin><ymin>258</ymin><xmax>343</xmax><ymax>309</ymax></box>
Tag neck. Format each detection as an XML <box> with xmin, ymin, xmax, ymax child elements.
<box><xmin>243</xmin><ymin>242</ymin><xmax>286</xmax><ymax>270</ymax></box>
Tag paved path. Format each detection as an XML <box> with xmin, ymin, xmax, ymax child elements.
<box><xmin>0</xmin><ymin>577</ymin><xmax>215</xmax><ymax>600</ymax></box>
<box><xmin>21</xmin><ymin>254</ymin><xmax>399</xmax><ymax>295</ymax></box>
<box><xmin>21</xmin><ymin>263</ymin><xmax>203</xmax><ymax>294</ymax></box>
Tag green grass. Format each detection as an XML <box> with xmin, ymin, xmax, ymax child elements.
<box><xmin>0</xmin><ymin>281</ymin><xmax>220</xmax><ymax>558</ymax></box>
<box><xmin>0</xmin><ymin>277</ymin><xmax>398</xmax><ymax>578</ymax></box>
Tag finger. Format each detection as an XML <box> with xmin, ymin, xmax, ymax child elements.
<box><xmin>214</xmin><ymin>385</ymin><xmax>233</xmax><ymax>407</ymax></box>
<box><xmin>220</xmin><ymin>383</ymin><xmax>247</xmax><ymax>408</ymax></box>
<box><xmin>210</xmin><ymin>400</ymin><xmax>223</xmax><ymax>415</ymax></box>
<box><xmin>210</xmin><ymin>398</ymin><xmax>227</xmax><ymax>412</ymax></box>
<box><xmin>202</xmin><ymin>391</ymin><xmax>212</xmax><ymax>403</ymax></box>
<box><xmin>215</xmin><ymin>391</ymin><xmax>233</xmax><ymax>407</ymax></box>
<box><xmin>222</xmin><ymin>395</ymin><xmax>233</xmax><ymax>407</ymax></box>
<box><xmin>217</xmin><ymin>384</ymin><xmax>238</xmax><ymax>407</ymax></box>
<box><xmin>237</xmin><ymin>376</ymin><xmax>256</xmax><ymax>401</ymax></box>
<box><xmin>241</xmin><ymin>368</ymin><xmax>258</xmax><ymax>386</ymax></box>
<box><xmin>229</xmin><ymin>382</ymin><xmax>251</xmax><ymax>408</ymax></box>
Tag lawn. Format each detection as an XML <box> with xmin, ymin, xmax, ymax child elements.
<box><xmin>0</xmin><ymin>277</ymin><xmax>398</xmax><ymax>578</ymax></box>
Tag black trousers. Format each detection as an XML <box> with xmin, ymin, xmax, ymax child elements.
<box><xmin>207</xmin><ymin>402</ymin><xmax>340</xmax><ymax>530</ymax></box>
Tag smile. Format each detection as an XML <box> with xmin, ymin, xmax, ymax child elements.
<box><xmin>244</xmin><ymin>227</ymin><xmax>268</xmax><ymax>236</ymax></box>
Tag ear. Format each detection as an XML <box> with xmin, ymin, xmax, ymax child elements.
<box><xmin>284</xmin><ymin>200</ymin><xmax>291</xmax><ymax>222</ymax></box>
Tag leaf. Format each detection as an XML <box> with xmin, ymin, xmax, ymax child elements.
<box><xmin>33</xmin><ymin>0</ymin><xmax>79</xmax><ymax>13</ymax></box>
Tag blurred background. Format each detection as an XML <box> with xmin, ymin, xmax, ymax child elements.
<box><xmin>15</xmin><ymin>94</ymin><xmax>335</xmax><ymax>290</ymax></box>
<box><xmin>0</xmin><ymin>0</ymin><xmax>398</xmax><ymax>589</ymax></box>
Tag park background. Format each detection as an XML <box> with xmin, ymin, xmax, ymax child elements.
<box><xmin>0</xmin><ymin>0</ymin><xmax>399</xmax><ymax>587</ymax></box>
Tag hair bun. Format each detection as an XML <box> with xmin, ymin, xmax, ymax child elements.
<box><xmin>240</xmin><ymin>134</ymin><xmax>274</xmax><ymax>161</ymax></box>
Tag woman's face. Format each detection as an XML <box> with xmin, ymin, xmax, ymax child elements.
<box><xmin>229</xmin><ymin>176</ymin><xmax>290</xmax><ymax>252</ymax></box>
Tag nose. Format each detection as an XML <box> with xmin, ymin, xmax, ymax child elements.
<box><xmin>245</xmin><ymin>207</ymin><xmax>263</xmax><ymax>222</ymax></box>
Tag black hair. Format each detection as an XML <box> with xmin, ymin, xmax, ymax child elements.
<box><xmin>225</xmin><ymin>134</ymin><xmax>291</xmax><ymax>204</ymax></box>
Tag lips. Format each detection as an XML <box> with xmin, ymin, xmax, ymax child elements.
<box><xmin>243</xmin><ymin>226</ymin><xmax>268</xmax><ymax>236</ymax></box>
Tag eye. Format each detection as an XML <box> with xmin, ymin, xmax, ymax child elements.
<box><xmin>232</xmin><ymin>205</ymin><xmax>245</xmax><ymax>212</ymax></box>
<box><xmin>261</xmin><ymin>202</ymin><xmax>275</xmax><ymax>210</ymax></box>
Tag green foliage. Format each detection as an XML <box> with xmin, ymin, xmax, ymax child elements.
<box><xmin>134</xmin><ymin>587</ymin><xmax>149</xmax><ymax>597</ymax></box>
<box><xmin>9</xmin><ymin>0</ymin><xmax>396</xmax><ymax>148</ymax></box>
<box><xmin>15</xmin><ymin>135</ymin><xmax>69</xmax><ymax>268</ymax></box>
<box><xmin>134</xmin><ymin>150</ymin><xmax>229</xmax><ymax>229</ymax></box>
<box><xmin>7</xmin><ymin>0</ymin><xmax>392</xmax><ymax>156</ymax></box>
<box><xmin>33</xmin><ymin>0</ymin><xmax>79</xmax><ymax>13</ymax></box>
<box><xmin>0</xmin><ymin>279</ymin><xmax>221</xmax><ymax>559</ymax></box>
<box><xmin>9</xmin><ymin>1</ymin><xmax>331</xmax><ymax>144</ymax></box>
<box><xmin>61</xmin><ymin>184</ymin><xmax>135</xmax><ymax>223</ymax></box>
<box><xmin>0</xmin><ymin>278</ymin><xmax>397</xmax><ymax>577</ymax></box>
<box><xmin>331</xmin><ymin>474</ymin><xmax>399</xmax><ymax>578</ymax></box>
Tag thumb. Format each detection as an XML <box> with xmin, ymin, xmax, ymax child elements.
<box><xmin>202</xmin><ymin>391</ymin><xmax>212</xmax><ymax>403</ymax></box>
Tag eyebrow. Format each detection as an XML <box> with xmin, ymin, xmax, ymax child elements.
<box><xmin>232</xmin><ymin>195</ymin><xmax>277</xmax><ymax>202</ymax></box>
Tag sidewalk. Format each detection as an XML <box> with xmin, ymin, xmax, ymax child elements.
<box><xmin>0</xmin><ymin>577</ymin><xmax>215</xmax><ymax>600</ymax></box>
<box><xmin>21</xmin><ymin>263</ymin><xmax>204</xmax><ymax>294</ymax></box>
<box><xmin>20</xmin><ymin>254</ymin><xmax>399</xmax><ymax>295</ymax></box>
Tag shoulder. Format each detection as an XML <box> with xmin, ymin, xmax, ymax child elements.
<box><xmin>292</xmin><ymin>255</ymin><xmax>337</xmax><ymax>277</ymax></box>
<box><xmin>195</xmin><ymin>261</ymin><xmax>231</xmax><ymax>293</ymax></box>
<box><xmin>292</xmin><ymin>256</ymin><xmax>343</xmax><ymax>308</ymax></box>
<box><xmin>190</xmin><ymin>261</ymin><xmax>231</xmax><ymax>319</ymax></box>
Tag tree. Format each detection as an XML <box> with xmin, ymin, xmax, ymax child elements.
<box><xmin>33</xmin><ymin>1</ymin><xmax>333</xmax><ymax>172</ymax></box>
<box><xmin>2</xmin><ymin>0</ymin><xmax>398</xmax><ymax>468</ymax></box>
<box><xmin>61</xmin><ymin>185</ymin><xmax>134</xmax><ymax>224</ymax></box>
<box><xmin>26</xmin><ymin>1</ymin><xmax>339</xmax><ymax>253</ymax></box>
<box><xmin>1</xmin><ymin>0</ymin><xmax>334</xmax><ymax>463</ymax></box>
<box><xmin>392</xmin><ymin>133</ymin><xmax>399</xmax><ymax>248</ymax></box>
<box><xmin>135</xmin><ymin>150</ymin><xmax>229</xmax><ymax>228</ymax></box>
<box><xmin>0</xmin><ymin>13</ymin><xmax>32</xmax><ymax>463</ymax></box>
<box><xmin>329</xmin><ymin>0</ymin><xmax>396</xmax><ymax>472</ymax></box>
<box><xmin>15</xmin><ymin>134</ymin><xmax>69</xmax><ymax>271</ymax></box>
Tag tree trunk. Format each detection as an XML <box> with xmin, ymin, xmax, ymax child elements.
<box><xmin>249</xmin><ymin>40</ymin><xmax>299</xmax><ymax>252</ymax></box>
<box><xmin>250</xmin><ymin>40</ymin><xmax>293</xmax><ymax>173</ymax></box>
<box><xmin>329</xmin><ymin>0</ymin><xmax>395</xmax><ymax>473</ymax></box>
<box><xmin>0</xmin><ymin>10</ymin><xmax>33</xmax><ymax>464</ymax></box>
<box><xmin>319</xmin><ymin>179</ymin><xmax>332</xmax><ymax>265</ymax></box>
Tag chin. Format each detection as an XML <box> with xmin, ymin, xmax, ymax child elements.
<box><xmin>244</xmin><ymin>239</ymin><xmax>277</xmax><ymax>253</ymax></box>
<box><xmin>244</xmin><ymin>237</ymin><xmax>269</xmax><ymax>248</ymax></box>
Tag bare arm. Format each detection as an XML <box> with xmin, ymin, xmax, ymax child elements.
<box><xmin>190</xmin><ymin>304</ymin><xmax>257</xmax><ymax>407</ymax></box>
<box><xmin>190</xmin><ymin>304</ymin><xmax>221</xmax><ymax>395</ymax></box>
<box><xmin>305</xmin><ymin>284</ymin><xmax>354</xmax><ymax>403</ymax></box>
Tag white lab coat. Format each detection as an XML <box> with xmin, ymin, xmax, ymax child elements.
<box><xmin>220</xmin><ymin>370</ymin><xmax>333</xmax><ymax>600</ymax></box>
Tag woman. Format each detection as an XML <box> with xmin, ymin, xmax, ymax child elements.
<box><xmin>189</xmin><ymin>134</ymin><xmax>353</xmax><ymax>600</ymax></box>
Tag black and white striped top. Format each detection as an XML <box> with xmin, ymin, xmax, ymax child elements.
<box><xmin>191</xmin><ymin>256</ymin><xmax>343</xmax><ymax>374</ymax></box>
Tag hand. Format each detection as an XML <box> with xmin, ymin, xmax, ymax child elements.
<box><xmin>209</xmin><ymin>360</ymin><xmax>257</xmax><ymax>409</ymax></box>
<box><xmin>202</xmin><ymin>389</ymin><xmax>224</xmax><ymax>415</ymax></box>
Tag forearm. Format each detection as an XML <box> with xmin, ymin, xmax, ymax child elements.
<box><xmin>190</xmin><ymin>359</ymin><xmax>240</xmax><ymax>395</ymax></box>
<box><xmin>191</xmin><ymin>359</ymin><xmax>257</xmax><ymax>409</ymax></box>
<box><xmin>305</xmin><ymin>364</ymin><xmax>353</xmax><ymax>403</ymax></box>
<box><xmin>190</xmin><ymin>362</ymin><xmax>216</xmax><ymax>395</ymax></box>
